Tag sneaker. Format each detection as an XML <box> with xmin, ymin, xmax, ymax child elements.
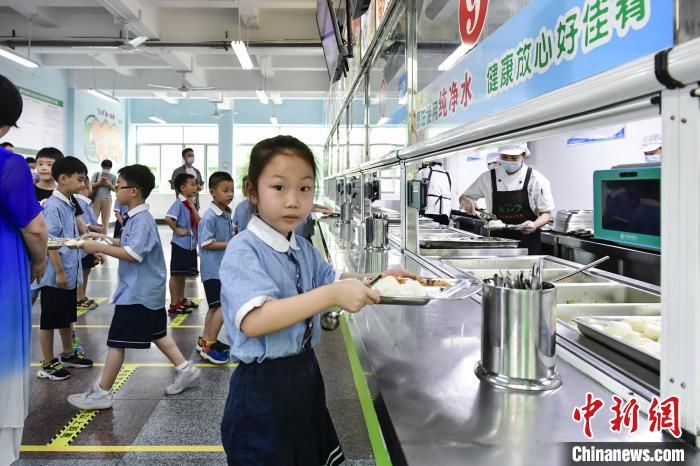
<box><xmin>72</xmin><ymin>333</ymin><xmax>85</xmax><ymax>356</ymax></box>
<box><xmin>200</xmin><ymin>341</ymin><xmax>229</xmax><ymax>365</ymax></box>
<box><xmin>68</xmin><ymin>383</ymin><xmax>114</xmax><ymax>410</ymax></box>
<box><xmin>37</xmin><ymin>359</ymin><xmax>71</xmax><ymax>381</ymax></box>
<box><xmin>60</xmin><ymin>351</ymin><xmax>94</xmax><ymax>368</ymax></box>
<box><xmin>181</xmin><ymin>299</ymin><xmax>198</xmax><ymax>309</ymax></box>
<box><xmin>216</xmin><ymin>340</ymin><xmax>231</xmax><ymax>351</ymax></box>
<box><xmin>165</xmin><ymin>363</ymin><xmax>201</xmax><ymax>395</ymax></box>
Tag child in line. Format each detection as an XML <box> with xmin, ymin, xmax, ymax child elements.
<box><xmin>195</xmin><ymin>172</ymin><xmax>234</xmax><ymax>364</ymax></box>
<box><xmin>232</xmin><ymin>174</ymin><xmax>250</xmax><ymax>233</ymax></box>
<box><xmin>36</xmin><ymin>156</ymin><xmax>94</xmax><ymax>381</ymax></box>
<box><xmin>25</xmin><ymin>156</ymin><xmax>38</xmax><ymax>183</ymax></box>
<box><xmin>68</xmin><ymin>164</ymin><xmax>201</xmax><ymax>410</ymax></box>
<box><xmin>165</xmin><ymin>173</ymin><xmax>200</xmax><ymax>314</ymax></box>
<box><xmin>75</xmin><ymin>178</ymin><xmax>104</xmax><ymax>310</ymax></box>
<box><xmin>219</xmin><ymin>135</ymin><xmax>412</xmax><ymax>464</ymax></box>
<box><xmin>112</xmin><ymin>199</ymin><xmax>128</xmax><ymax>239</ymax></box>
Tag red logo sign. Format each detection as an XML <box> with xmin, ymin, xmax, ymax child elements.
<box><xmin>459</xmin><ymin>0</ymin><xmax>489</xmax><ymax>47</ymax></box>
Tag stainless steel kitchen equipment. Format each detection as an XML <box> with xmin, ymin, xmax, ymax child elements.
<box><xmin>476</xmin><ymin>282</ymin><xmax>562</xmax><ymax>391</ymax></box>
<box><xmin>365</xmin><ymin>214</ymin><xmax>389</xmax><ymax>250</ymax></box>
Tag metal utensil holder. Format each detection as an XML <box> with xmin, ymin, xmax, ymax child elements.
<box><xmin>365</xmin><ymin>215</ymin><xmax>389</xmax><ymax>250</ymax></box>
<box><xmin>340</xmin><ymin>203</ymin><xmax>352</xmax><ymax>224</ymax></box>
<box><xmin>475</xmin><ymin>282</ymin><xmax>562</xmax><ymax>391</ymax></box>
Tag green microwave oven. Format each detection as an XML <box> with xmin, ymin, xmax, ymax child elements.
<box><xmin>593</xmin><ymin>166</ymin><xmax>660</xmax><ymax>250</ymax></box>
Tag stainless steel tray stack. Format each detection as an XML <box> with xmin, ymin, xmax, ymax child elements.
<box><xmin>553</xmin><ymin>209</ymin><xmax>593</xmax><ymax>234</ymax></box>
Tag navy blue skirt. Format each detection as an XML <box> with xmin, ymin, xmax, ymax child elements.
<box><xmin>221</xmin><ymin>350</ymin><xmax>345</xmax><ymax>466</ymax></box>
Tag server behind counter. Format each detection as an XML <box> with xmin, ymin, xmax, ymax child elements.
<box><xmin>459</xmin><ymin>143</ymin><xmax>555</xmax><ymax>254</ymax></box>
<box><xmin>418</xmin><ymin>161</ymin><xmax>452</xmax><ymax>225</ymax></box>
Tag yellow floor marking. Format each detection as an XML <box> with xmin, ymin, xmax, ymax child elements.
<box><xmin>169</xmin><ymin>313</ymin><xmax>189</xmax><ymax>327</ymax></box>
<box><xmin>76</xmin><ymin>297</ymin><xmax>108</xmax><ymax>317</ymax></box>
<box><xmin>21</xmin><ymin>445</ymin><xmax>224</xmax><ymax>453</ymax></box>
<box><xmin>48</xmin><ymin>364</ymin><xmax>138</xmax><ymax>447</ymax></box>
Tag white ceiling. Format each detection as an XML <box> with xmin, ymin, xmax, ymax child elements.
<box><xmin>0</xmin><ymin>0</ymin><xmax>330</xmax><ymax>100</ymax></box>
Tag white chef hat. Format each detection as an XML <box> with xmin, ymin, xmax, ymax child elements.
<box><xmin>641</xmin><ymin>134</ymin><xmax>662</xmax><ymax>152</ymax></box>
<box><xmin>486</xmin><ymin>152</ymin><xmax>501</xmax><ymax>163</ymax></box>
<box><xmin>498</xmin><ymin>143</ymin><xmax>531</xmax><ymax>157</ymax></box>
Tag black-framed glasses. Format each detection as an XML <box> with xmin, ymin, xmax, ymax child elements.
<box><xmin>116</xmin><ymin>184</ymin><xmax>137</xmax><ymax>191</ymax></box>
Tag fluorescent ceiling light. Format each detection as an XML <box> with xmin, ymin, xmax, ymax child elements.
<box><xmin>256</xmin><ymin>89</ymin><xmax>269</xmax><ymax>104</ymax></box>
<box><xmin>148</xmin><ymin>115</ymin><xmax>167</xmax><ymax>124</ymax></box>
<box><xmin>270</xmin><ymin>116</ymin><xmax>278</xmax><ymax>125</ymax></box>
<box><xmin>0</xmin><ymin>46</ymin><xmax>40</xmax><ymax>68</ymax></box>
<box><xmin>152</xmin><ymin>91</ymin><xmax>178</xmax><ymax>104</ymax></box>
<box><xmin>377</xmin><ymin>117</ymin><xmax>390</xmax><ymax>126</ymax></box>
<box><xmin>438</xmin><ymin>43</ymin><xmax>474</xmax><ymax>71</ymax></box>
<box><xmin>87</xmin><ymin>88</ymin><xmax>120</xmax><ymax>104</ymax></box>
<box><xmin>231</xmin><ymin>40</ymin><xmax>254</xmax><ymax>70</ymax></box>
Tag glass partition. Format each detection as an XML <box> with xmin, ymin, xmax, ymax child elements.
<box><xmin>349</xmin><ymin>76</ymin><xmax>367</xmax><ymax>167</ymax></box>
<box><xmin>368</xmin><ymin>5</ymin><xmax>407</xmax><ymax>160</ymax></box>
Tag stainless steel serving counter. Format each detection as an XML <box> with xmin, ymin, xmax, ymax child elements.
<box><xmin>316</xmin><ymin>218</ymin><xmax>698</xmax><ymax>466</ymax></box>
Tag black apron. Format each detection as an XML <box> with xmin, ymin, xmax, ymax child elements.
<box><xmin>490</xmin><ymin>168</ymin><xmax>542</xmax><ymax>255</ymax></box>
<box><xmin>425</xmin><ymin>166</ymin><xmax>451</xmax><ymax>225</ymax></box>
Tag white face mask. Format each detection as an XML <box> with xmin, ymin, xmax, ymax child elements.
<box><xmin>487</xmin><ymin>163</ymin><xmax>500</xmax><ymax>170</ymax></box>
<box><xmin>501</xmin><ymin>160</ymin><xmax>523</xmax><ymax>174</ymax></box>
<box><xmin>101</xmin><ymin>168</ymin><xmax>110</xmax><ymax>175</ymax></box>
<box><xmin>185</xmin><ymin>157</ymin><xmax>194</xmax><ymax>166</ymax></box>
<box><xmin>645</xmin><ymin>155</ymin><xmax>661</xmax><ymax>163</ymax></box>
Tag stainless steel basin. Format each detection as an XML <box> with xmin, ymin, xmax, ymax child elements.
<box><xmin>440</xmin><ymin>257</ymin><xmax>562</xmax><ymax>270</ymax></box>
<box><xmin>556</xmin><ymin>303</ymin><xmax>661</xmax><ymax>324</ymax></box>
<box><xmin>460</xmin><ymin>268</ymin><xmax>612</xmax><ymax>284</ymax></box>
<box><xmin>554</xmin><ymin>283</ymin><xmax>660</xmax><ymax>305</ymax></box>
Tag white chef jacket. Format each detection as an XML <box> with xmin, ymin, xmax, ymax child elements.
<box><xmin>420</xmin><ymin>164</ymin><xmax>452</xmax><ymax>216</ymax></box>
<box><xmin>461</xmin><ymin>164</ymin><xmax>555</xmax><ymax>215</ymax></box>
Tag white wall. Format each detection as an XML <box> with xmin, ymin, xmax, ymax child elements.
<box><xmin>445</xmin><ymin>117</ymin><xmax>662</xmax><ymax>213</ymax></box>
<box><xmin>528</xmin><ymin>117</ymin><xmax>661</xmax><ymax>212</ymax></box>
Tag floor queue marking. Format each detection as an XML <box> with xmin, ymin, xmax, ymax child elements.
<box><xmin>21</xmin><ymin>445</ymin><xmax>225</xmax><ymax>453</ymax></box>
<box><xmin>47</xmin><ymin>364</ymin><xmax>138</xmax><ymax>448</ymax></box>
<box><xmin>76</xmin><ymin>298</ymin><xmax>108</xmax><ymax>317</ymax></box>
<box><xmin>30</xmin><ymin>362</ymin><xmax>238</xmax><ymax>368</ymax></box>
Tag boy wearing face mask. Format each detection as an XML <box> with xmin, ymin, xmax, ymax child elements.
<box><xmin>170</xmin><ymin>148</ymin><xmax>204</xmax><ymax>210</ymax></box>
<box><xmin>459</xmin><ymin>143</ymin><xmax>555</xmax><ymax>254</ymax></box>
<box><xmin>641</xmin><ymin>134</ymin><xmax>662</xmax><ymax>164</ymax></box>
<box><xmin>91</xmin><ymin>159</ymin><xmax>117</xmax><ymax>229</ymax></box>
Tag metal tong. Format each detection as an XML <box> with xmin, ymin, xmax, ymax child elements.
<box><xmin>321</xmin><ymin>274</ymin><xmax>383</xmax><ymax>331</ymax></box>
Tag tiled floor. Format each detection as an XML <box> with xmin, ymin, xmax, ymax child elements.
<box><xmin>17</xmin><ymin>226</ymin><xmax>375</xmax><ymax>465</ymax></box>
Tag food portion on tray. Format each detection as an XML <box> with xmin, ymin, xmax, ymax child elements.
<box><xmin>368</xmin><ymin>275</ymin><xmax>481</xmax><ymax>305</ymax></box>
<box><xmin>47</xmin><ymin>237</ymin><xmax>113</xmax><ymax>250</ymax></box>
<box><xmin>575</xmin><ymin>315</ymin><xmax>661</xmax><ymax>371</ymax></box>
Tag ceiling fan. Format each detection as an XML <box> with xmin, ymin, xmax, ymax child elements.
<box><xmin>148</xmin><ymin>71</ymin><xmax>216</xmax><ymax>98</ymax></box>
<box><xmin>74</xmin><ymin>25</ymin><xmax>156</xmax><ymax>57</ymax></box>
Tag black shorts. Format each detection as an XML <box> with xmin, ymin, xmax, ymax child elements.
<box><xmin>40</xmin><ymin>287</ymin><xmax>78</xmax><ymax>330</ymax></box>
<box><xmin>203</xmin><ymin>279</ymin><xmax>221</xmax><ymax>309</ymax></box>
<box><xmin>221</xmin><ymin>350</ymin><xmax>345</xmax><ymax>466</ymax></box>
<box><xmin>170</xmin><ymin>243</ymin><xmax>198</xmax><ymax>276</ymax></box>
<box><xmin>107</xmin><ymin>304</ymin><xmax>167</xmax><ymax>349</ymax></box>
<box><xmin>81</xmin><ymin>253</ymin><xmax>97</xmax><ymax>270</ymax></box>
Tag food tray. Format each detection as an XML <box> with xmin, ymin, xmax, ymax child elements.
<box><xmin>372</xmin><ymin>277</ymin><xmax>482</xmax><ymax>306</ymax></box>
<box><xmin>575</xmin><ymin>316</ymin><xmax>659</xmax><ymax>372</ymax></box>
<box><xmin>47</xmin><ymin>238</ymin><xmax>84</xmax><ymax>249</ymax></box>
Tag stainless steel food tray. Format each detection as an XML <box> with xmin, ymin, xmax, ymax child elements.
<box><xmin>575</xmin><ymin>316</ymin><xmax>660</xmax><ymax>372</ymax></box>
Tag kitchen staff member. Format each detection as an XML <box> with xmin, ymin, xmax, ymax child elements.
<box><xmin>459</xmin><ymin>143</ymin><xmax>554</xmax><ymax>254</ymax></box>
<box><xmin>419</xmin><ymin>161</ymin><xmax>452</xmax><ymax>225</ymax></box>
<box><xmin>486</xmin><ymin>152</ymin><xmax>501</xmax><ymax>170</ymax></box>
<box><xmin>641</xmin><ymin>134</ymin><xmax>661</xmax><ymax>163</ymax></box>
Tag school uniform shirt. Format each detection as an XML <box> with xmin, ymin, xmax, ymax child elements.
<box><xmin>220</xmin><ymin>215</ymin><xmax>343</xmax><ymax>364</ymax></box>
<box><xmin>461</xmin><ymin>164</ymin><xmax>555</xmax><ymax>215</ymax></box>
<box><xmin>198</xmin><ymin>204</ymin><xmax>234</xmax><ymax>281</ymax></box>
<box><xmin>166</xmin><ymin>194</ymin><xmax>197</xmax><ymax>250</ymax></box>
<box><xmin>35</xmin><ymin>185</ymin><xmax>85</xmax><ymax>218</ymax></box>
<box><xmin>111</xmin><ymin>204</ymin><xmax>167</xmax><ymax>310</ymax></box>
<box><xmin>232</xmin><ymin>198</ymin><xmax>252</xmax><ymax>233</ymax></box>
<box><xmin>75</xmin><ymin>194</ymin><xmax>99</xmax><ymax>259</ymax></box>
<box><xmin>38</xmin><ymin>190</ymin><xmax>82</xmax><ymax>290</ymax></box>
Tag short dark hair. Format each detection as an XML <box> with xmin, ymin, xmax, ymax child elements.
<box><xmin>173</xmin><ymin>172</ymin><xmax>195</xmax><ymax>194</ymax></box>
<box><xmin>1</xmin><ymin>142</ymin><xmax>14</xmax><ymax>149</ymax></box>
<box><xmin>182</xmin><ymin>148</ymin><xmax>194</xmax><ymax>158</ymax></box>
<box><xmin>101</xmin><ymin>159</ymin><xmax>113</xmax><ymax>169</ymax></box>
<box><xmin>118</xmin><ymin>164</ymin><xmax>156</xmax><ymax>199</ymax></box>
<box><xmin>25</xmin><ymin>157</ymin><xmax>36</xmax><ymax>164</ymax></box>
<box><xmin>248</xmin><ymin>135</ymin><xmax>317</xmax><ymax>194</ymax></box>
<box><xmin>209</xmin><ymin>171</ymin><xmax>233</xmax><ymax>190</ymax></box>
<box><xmin>36</xmin><ymin>147</ymin><xmax>64</xmax><ymax>162</ymax></box>
<box><xmin>52</xmin><ymin>156</ymin><xmax>87</xmax><ymax>180</ymax></box>
<box><xmin>0</xmin><ymin>75</ymin><xmax>23</xmax><ymax>128</ymax></box>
